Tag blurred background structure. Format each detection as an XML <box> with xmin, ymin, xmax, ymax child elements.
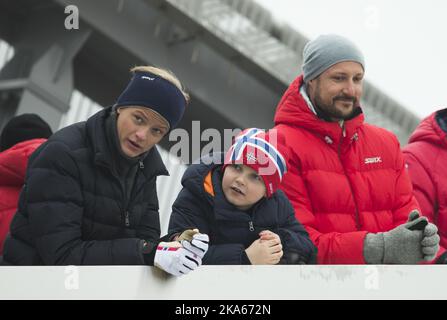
<box><xmin>0</xmin><ymin>0</ymin><xmax>421</xmax><ymax>232</ymax></box>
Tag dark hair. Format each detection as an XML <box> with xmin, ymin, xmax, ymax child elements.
<box><xmin>0</xmin><ymin>113</ymin><xmax>53</xmax><ymax>151</ymax></box>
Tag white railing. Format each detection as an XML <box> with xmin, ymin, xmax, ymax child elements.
<box><xmin>0</xmin><ymin>265</ymin><xmax>446</xmax><ymax>299</ymax></box>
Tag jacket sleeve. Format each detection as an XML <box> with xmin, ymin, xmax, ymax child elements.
<box><xmin>279</xmin><ymin>154</ymin><xmax>368</xmax><ymax>264</ymax></box>
<box><xmin>27</xmin><ymin>141</ymin><xmax>144</xmax><ymax>265</ymax></box>
<box><xmin>275</xmin><ymin>193</ymin><xmax>317</xmax><ymax>264</ymax></box>
<box><xmin>390</xmin><ymin>141</ymin><xmax>421</xmax><ymax>227</ymax></box>
<box><xmin>169</xmin><ymin>188</ymin><xmax>248</xmax><ymax>265</ymax></box>
<box><xmin>403</xmin><ymin>148</ymin><xmax>446</xmax><ymax>260</ymax></box>
<box><xmin>387</xmin><ymin>141</ymin><xmax>446</xmax><ymax>264</ymax></box>
<box><xmin>403</xmin><ymin>151</ymin><xmax>436</xmax><ymax>224</ymax></box>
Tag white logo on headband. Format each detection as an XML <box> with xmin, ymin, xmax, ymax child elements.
<box><xmin>141</xmin><ymin>76</ymin><xmax>155</xmax><ymax>81</ymax></box>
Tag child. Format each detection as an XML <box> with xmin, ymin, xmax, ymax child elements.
<box><xmin>169</xmin><ymin>128</ymin><xmax>317</xmax><ymax>264</ymax></box>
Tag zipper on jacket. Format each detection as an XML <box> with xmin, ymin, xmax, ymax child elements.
<box><xmin>248</xmin><ymin>221</ymin><xmax>254</xmax><ymax>232</ymax></box>
<box><xmin>337</xmin><ymin>130</ymin><xmax>361</xmax><ymax>230</ymax></box>
<box><xmin>121</xmin><ymin>178</ymin><xmax>130</xmax><ymax>228</ymax></box>
<box><xmin>125</xmin><ymin>210</ymin><xmax>130</xmax><ymax>227</ymax></box>
<box><xmin>96</xmin><ymin>161</ymin><xmax>133</xmax><ymax>228</ymax></box>
<box><xmin>123</xmin><ymin>162</ymin><xmax>146</xmax><ymax>228</ymax></box>
<box><xmin>131</xmin><ymin>162</ymin><xmax>168</xmax><ymax>210</ymax></box>
<box><xmin>124</xmin><ymin>162</ymin><xmax>151</xmax><ymax>228</ymax></box>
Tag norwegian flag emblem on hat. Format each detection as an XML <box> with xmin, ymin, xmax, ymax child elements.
<box><xmin>226</xmin><ymin>128</ymin><xmax>287</xmax><ymax>181</ymax></box>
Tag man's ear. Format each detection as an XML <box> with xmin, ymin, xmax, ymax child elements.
<box><xmin>307</xmin><ymin>79</ymin><xmax>316</xmax><ymax>92</ymax></box>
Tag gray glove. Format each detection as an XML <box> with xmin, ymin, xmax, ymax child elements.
<box><xmin>364</xmin><ymin>211</ymin><xmax>425</xmax><ymax>264</ymax></box>
<box><xmin>421</xmin><ymin>222</ymin><xmax>440</xmax><ymax>261</ymax></box>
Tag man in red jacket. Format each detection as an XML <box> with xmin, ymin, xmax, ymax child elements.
<box><xmin>274</xmin><ymin>34</ymin><xmax>440</xmax><ymax>264</ymax></box>
<box><xmin>0</xmin><ymin>114</ymin><xmax>53</xmax><ymax>255</ymax></box>
<box><xmin>403</xmin><ymin>108</ymin><xmax>447</xmax><ymax>264</ymax></box>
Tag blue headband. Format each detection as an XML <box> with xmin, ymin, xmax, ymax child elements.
<box><xmin>115</xmin><ymin>71</ymin><xmax>186</xmax><ymax>129</ymax></box>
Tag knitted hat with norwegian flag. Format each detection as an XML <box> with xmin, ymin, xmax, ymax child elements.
<box><xmin>223</xmin><ymin>128</ymin><xmax>288</xmax><ymax>198</ymax></box>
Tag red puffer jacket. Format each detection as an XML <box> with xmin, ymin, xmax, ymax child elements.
<box><xmin>0</xmin><ymin>138</ymin><xmax>46</xmax><ymax>255</ymax></box>
<box><xmin>403</xmin><ymin>109</ymin><xmax>447</xmax><ymax>259</ymax></box>
<box><xmin>273</xmin><ymin>75</ymin><xmax>420</xmax><ymax>264</ymax></box>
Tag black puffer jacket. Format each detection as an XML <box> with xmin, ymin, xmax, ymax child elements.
<box><xmin>168</xmin><ymin>153</ymin><xmax>317</xmax><ymax>265</ymax></box>
<box><xmin>3</xmin><ymin>107</ymin><xmax>169</xmax><ymax>265</ymax></box>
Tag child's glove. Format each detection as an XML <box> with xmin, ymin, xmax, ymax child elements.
<box><xmin>154</xmin><ymin>241</ymin><xmax>202</xmax><ymax>276</ymax></box>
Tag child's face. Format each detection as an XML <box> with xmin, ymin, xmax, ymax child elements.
<box><xmin>222</xmin><ymin>164</ymin><xmax>266</xmax><ymax>211</ymax></box>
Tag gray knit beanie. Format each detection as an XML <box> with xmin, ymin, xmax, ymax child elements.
<box><xmin>302</xmin><ymin>34</ymin><xmax>365</xmax><ymax>83</ymax></box>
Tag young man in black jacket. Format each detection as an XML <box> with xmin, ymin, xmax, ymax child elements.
<box><xmin>169</xmin><ymin>128</ymin><xmax>317</xmax><ymax>265</ymax></box>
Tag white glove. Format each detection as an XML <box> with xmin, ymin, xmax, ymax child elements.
<box><xmin>181</xmin><ymin>233</ymin><xmax>209</xmax><ymax>260</ymax></box>
<box><xmin>154</xmin><ymin>241</ymin><xmax>202</xmax><ymax>276</ymax></box>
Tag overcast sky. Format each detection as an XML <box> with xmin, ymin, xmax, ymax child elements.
<box><xmin>255</xmin><ymin>0</ymin><xmax>447</xmax><ymax>119</ymax></box>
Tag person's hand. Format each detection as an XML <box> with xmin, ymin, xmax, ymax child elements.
<box><xmin>176</xmin><ymin>229</ymin><xmax>199</xmax><ymax>241</ymax></box>
<box><xmin>364</xmin><ymin>211</ymin><xmax>426</xmax><ymax>264</ymax></box>
<box><xmin>245</xmin><ymin>238</ymin><xmax>283</xmax><ymax>265</ymax></box>
<box><xmin>181</xmin><ymin>231</ymin><xmax>209</xmax><ymax>260</ymax></box>
<box><xmin>403</xmin><ymin>210</ymin><xmax>440</xmax><ymax>261</ymax></box>
<box><xmin>259</xmin><ymin>230</ymin><xmax>281</xmax><ymax>244</ymax></box>
<box><xmin>435</xmin><ymin>252</ymin><xmax>447</xmax><ymax>264</ymax></box>
<box><xmin>421</xmin><ymin>220</ymin><xmax>440</xmax><ymax>261</ymax></box>
<box><xmin>154</xmin><ymin>241</ymin><xmax>202</xmax><ymax>276</ymax></box>
<box><xmin>383</xmin><ymin>211</ymin><xmax>430</xmax><ymax>264</ymax></box>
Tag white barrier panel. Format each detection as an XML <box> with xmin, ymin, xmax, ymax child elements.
<box><xmin>0</xmin><ymin>265</ymin><xmax>446</xmax><ymax>300</ymax></box>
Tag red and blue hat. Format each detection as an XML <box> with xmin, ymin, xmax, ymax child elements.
<box><xmin>224</xmin><ymin>128</ymin><xmax>288</xmax><ymax>197</ymax></box>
